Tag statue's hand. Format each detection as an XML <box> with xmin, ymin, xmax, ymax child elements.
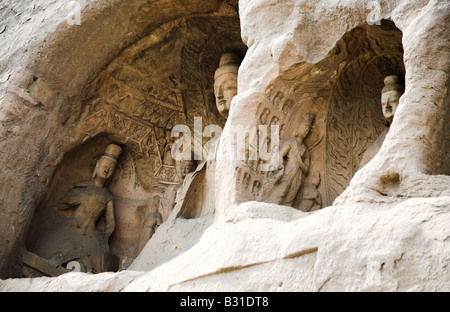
<box><xmin>273</xmin><ymin>166</ymin><xmax>285</xmax><ymax>183</ymax></box>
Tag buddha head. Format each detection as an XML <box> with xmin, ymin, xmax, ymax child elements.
<box><xmin>176</xmin><ymin>158</ymin><xmax>196</xmax><ymax>181</ymax></box>
<box><xmin>381</xmin><ymin>75</ymin><xmax>404</xmax><ymax>125</ymax></box>
<box><xmin>296</xmin><ymin>113</ymin><xmax>315</xmax><ymax>141</ymax></box>
<box><xmin>93</xmin><ymin>144</ymin><xmax>123</xmax><ymax>183</ymax></box>
<box><xmin>311</xmin><ymin>170</ymin><xmax>321</xmax><ymax>188</ymax></box>
<box><xmin>214</xmin><ymin>52</ymin><xmax>241</xmax><ymax>119</ymax></box>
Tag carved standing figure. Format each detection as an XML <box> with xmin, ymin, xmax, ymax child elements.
<box><xmin>214</xmin><ymin>52</ymin><xmax>241</xmax><ymax>119</ymax></box>
<box><xmin>264</xmin><ymin>114</ymin><xmax>314</xmax><ymax>206</ymax></box>
<box><xmin>169</xmin><ymin>158</ymin><xmax>197</xmax><ymax>210</ymax></box>
<box><xmin>31</xmin><ymin>144</ymin><xmax>123</xmax><ymax>274</ymax></box>
<box><xmin>297</xmin><ymin>170</ymin><xmax>322</xmax><ymax>212</ymax></box>
<box><xmin>358</xmin><ymin>75</ymin><xmax>404</xmax><ymax>169</ymax></box>
<box><xmin>137</xmin><ymin>208</ymin><xmax>163</xmax><ymax>253</ymax></box>
<box><xmin>163</xmin><ymin>130</ymin><xmax>175</xmax><ymax>166</ymax></box>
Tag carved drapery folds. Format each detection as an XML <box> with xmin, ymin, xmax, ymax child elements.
<box><xmin>358</xmin><ymin>75</ymin><xmax>405</xmax><ymax>170</ymax></box>
<box><xmin>262</xmin><ymin>113</ymin><xmax>314</xmax><ymax>207</ymax></box>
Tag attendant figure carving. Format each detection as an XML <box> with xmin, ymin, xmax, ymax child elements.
<box><xmin>297</xmin><ymin>170</ymin><xmax>322</xmax><ymax>212</ymax></box>
<box><xmin>170</xmin><ymin>158</ymin><xmax>197</xmax><ymax>209</ymax></box>
<box><xmin>137</xmin><ymin>208</ymin><xmax>163</xmax><ymax>253</ymax></box>
<box><xmin>163</xmin><ymin>130</ymin><xmax>175</xmax><ymax>166</ymax></box>
<box><xmin>264</xmin><ymin>114</ymin><xmax>314</xmax><ymax>207</ymax></box>
<box><xmin>30</xmin><ymin>144</ymin><xmax>123</xmax><ymax>274</ymax></box>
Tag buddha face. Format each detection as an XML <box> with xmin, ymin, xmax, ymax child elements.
<box><xmin>311</xmin><ymin>171</ymin><xmax>321</xmax><ymax>187</ymax></box>
<box><xmin>381</xmin><ymin>90</ymin><xmax>401</xmax><ymax>124</ymax></box>
<box><xmin>214</xmin><ymin>73</ymin><xmax>238</xmax><ymax>118</ymax></box>
<box><xmin>296</xmin><ymin>123</ymin><xmax>311</xmax><ymax>141</ymax></box>
<box><xmin>176</xmin><ymin>160</ymin><xmax>195</xmax><ymax>180</ymax></box>
<box><xmin>95</xmin><ymin>156</ymin><xmax>117</xmax><ymax>181</ymax></box>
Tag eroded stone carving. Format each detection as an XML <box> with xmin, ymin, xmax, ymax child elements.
<box><xmin>358</xmin><ymin>75</ymin><xmax>404</xmax><ymax>169</ymax></box>
<box><xmin>176</xmin><ymin>161</ymin><xmax>209</xmax><ymax>219</ymax></box>
<box><xmin>137</xmin><ymin>209</ymin><xmax>163</xmax><ymax>253</ymax></box>
<box><xmin>214</xmin><ymin>52</ymin><xmax>241</xmax><ymax>119</ymax></box>
<box><xmin>170</xmin><ymin>158</ymin><xmax>197</xmax><ymax>210</ymax></box>
<box><xmin>263</xmin><ymin>114</ymin><xmax>314</xmax><ymax>206</ymax></box>
<box><xmin>297</xmin><ymin>170</ymin><xmax>322</xmax><ymax>212</ymax></box>
<box><xmin>323</xmin><ymin>25</ymin><xmax>405</xmax><ymax>207</ymax></box>
<box><xmin>25</xmin><ymin>144</ymin><xmax>123</xmax><ymax>276</ymax></box>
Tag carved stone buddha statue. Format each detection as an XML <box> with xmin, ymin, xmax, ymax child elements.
<box><xmin>214</xmin><ymin>52</ymin><xmax>241</xmax><ymax>119</ymax></box>
<box><xmin>29</xmin><ymin>144</ymin><xmax>123</xmax><ymax>275</ymax></box>
<box><xmin>358</xmin><ymin>75</ymin><xmax>404</xmax><ymax>169</ymax></box>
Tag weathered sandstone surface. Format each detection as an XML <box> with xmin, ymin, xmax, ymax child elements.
<box><xmin>0</xmin><ymin>0</ymin><xmax>448</xmax><ymax>291</ymax></box>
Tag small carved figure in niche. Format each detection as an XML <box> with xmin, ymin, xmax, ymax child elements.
<box><xmin>252</xmin><ymin>180</ymin><xmax>262</xmax><ymax>196</ymax></box>
<box><xmin>260</xmin><ymin>108</ymin><xmax>270</xmax><ymax>124</ymax></box>
<box><xmin>163</xmin><ymin>129</ymin><xmax>175</xmax><ymax>166</ymax></box>
<box><xmin>264</xmin><ymin>114</ymin><xmax>314</xmax><ymax>207</ymax></box>
<box><xmin>155</xmin><ymin>127</ymin><xmax>167</xmax><ymax>162</ymax></box>
<box><xmin>282</xmin><ymin>100</ymin><xmax>293</xmax><ymax>113</ymax></box>
<box><xmin>358</xmin><ymin>75</ymin><xmax>404</xmax><ymax>169</ymax></box>
<box><xmin>143</xmin><ymin>133</ymin><xmax>158</xmax><ymax>157</ymax></box>
<box><xmin>29</xmin><ymin>144</ymin><xmax>123</xmax><ymax>275</ymax></box>
<box><xmin>270</xmin><ymin>115</ymin><xmax>280</xmax><ymax>126</ymax></box>
<box><xmin>243</xmin><ymin>172</ymin><xmax>252</xmax><ymax>189</ymax></box>
<box><xmin>236</xmin><ymin>167</ymin><xmax>243</xmax><ymax>183</ymax></box>
<box><xmin>214</xmin><ymin>52</ymin><xmax>241</xmax><ymax>119</ymax></box>
<box><xmin>170</xmin><ymin>158</ymin><xmax>197</xmax><ymax>209</ymax></box>
<box><xmin>297</xmin><ymin>170</ymin><xmax>322</xmax><ymax>212</ymax></box>
<box><xmin>265</xmin><ymin>85</ymin><xmax>275</xmax><ymax>100</ymax></box>
<box><xmin>273</xmin><ymin>92</ymin><xmax>283</xmax><ymax>110</ymax></box>
<box><xmin>137</xmin><ymin>207</ymin><xmax>163</xmax><ymax>253</ymax></box>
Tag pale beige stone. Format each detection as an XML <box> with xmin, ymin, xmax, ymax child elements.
<box><xmin>0</xmin><ymin>0</ymin><xmax>448</xmax><ymax>292</ymax></box>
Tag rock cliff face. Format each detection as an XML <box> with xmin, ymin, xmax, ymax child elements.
<box><xmin>0</xmin><ymin>0</ymin><xmax>449</xmax><ymax>291</ymax></box>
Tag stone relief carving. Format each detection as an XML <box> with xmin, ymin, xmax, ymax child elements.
<box><xmin>235</xmin><ymin>84</ymin><xmax>303</xmax><ymax>202</ymax></box>
<box><xmin>297</xmin><ymin>170</ymin><xmax>322</xmax><ymax>212</ymax></box>
<box><xmin>167</xmin><ymin>49</ymin><xmax>244</xmax><ymax>216</ymax></box>
<box><xmin>75</xmin><ymin>21</ymin><xmax>245</xmax><ymax>259</ymax></box>
<box><xmin>358</xmin><ymin>75</ymin><xmax>404</xmax><ymax>169</ymax></box>
<box><xmin>24</xmin><ymin>144</ymin><xmax>123</xmax><ymax>276</ymax></box>
<box><xmin>257</xmin><ymin>85</ymin><xmax>292</xmax><ymax>137</ymax></box>
<box><xmin>324</xmin><ymin>25</ymin><xmax>405</xmax><ymax>206</ymax></box>
<box><xmin>176</xmin><ymin>162</ymin><xmax>209</xmax><ymax>219</ymax></box>
<box><xmin>82</xmin><ymin>99</ymin><xmax>183</xmax><ymax>186</ymax></box>
<box><xmin>262</xmin><ymin>114</ymin><xmax>314</xmax><ymax>207</ymax></box>
<box><xmin>137</xmin><ymin>209</ymin><xmax>163</xmax><ymax>254</ymax></box>
<box><xmin>82</xmin><ymin>102</ymin><xmax>183</xmax><ymax>167</ymax></box>
<box><xmin>170</xmin><ymin>158</ymin><xmax>197</xmax><ymax>211</ymax></box>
